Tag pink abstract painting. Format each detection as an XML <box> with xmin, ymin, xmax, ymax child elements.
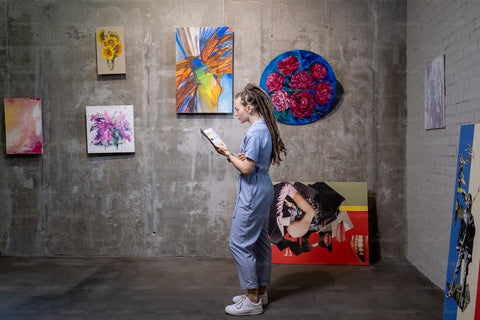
<box><xmin>4</xmin><ymin>98</ymin><xmax>43</xmax><ymax>154</ymax></box>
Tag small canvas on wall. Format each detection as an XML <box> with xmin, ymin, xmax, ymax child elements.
<box><xmin>4</xmin><ymin>98</ymin><xmax>43</xmax><ymax>154</ymax></box>
<box><xmin>425</xmin><ymin>55</ymin><xmax>445</xmax><ymax>130</ymax></box>
<box><xmin>86</xmin><ymin>105</ymin><xmax>134</xmax><ymax>154</ymax></box>
<box><xmin>175</xmin><ymin>26</ymin><xmax>233</xmax><ymax>113</ymax></box>
<box><xmin>96</xmin><ymin>26</ymin><xmax>126</xmax><ymax>75</ymax></box>
<box><xmin>269</xmin><ymin>181</ymin><xmax>369</xmax><ymax>265</ymax></box>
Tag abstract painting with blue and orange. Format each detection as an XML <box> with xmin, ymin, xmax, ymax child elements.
<box><xmin>4</xmin><ymin>98</ymin><xmax>43</xmax><ymax>154</ymax></box>
<box><xmin>175</xmin><ymin>27</ymin><xmax>233</xmax><ymax>113</ymax></box>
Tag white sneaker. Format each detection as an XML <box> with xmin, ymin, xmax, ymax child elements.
<box><xmin>232</xmin><ymin>291</ymin><xmax>268</xmax><ymax>305</ymax></box>
<box><xmin>225</xmin><ymin>295</ymin><xmax>263</xmax><ymax>315</ymax></box>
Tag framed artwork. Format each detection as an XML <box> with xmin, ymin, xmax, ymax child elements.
<box><xmin>443</xmin><ymin>124</ymin><xmax>480</xmax><ymax>319</ymax></box>
<box><xmin>175</xmin><ymin>26</ymin><xmax>233</xmax><ymax>113</ymax></box>
<box><xmin>4</xmin><ymin>98</ymin><xmax>43</xmax><ymax>154</ymax></box>
<box><xmin>425</xmin><ymin>55</ymin><xmax>445</xmax><ymax>130</ymax></box>
<box><xmin>96</xmin><ymin>26</ymin><xmax>126</xmax><ymax>75</ymax></box>
<box><xmin>269</xmin><ymin>181</ymin><xmax>369</xmax><ymax>265</ymax></box>
<box><xmin>259</xmin><ymin>50</ymin><xmax>337</xmax><ymax>125</ymax></box>
<box><xmin>85</xmin><ymin>105</ymin><xmax>134</xmax><ymax>154</ymax></box>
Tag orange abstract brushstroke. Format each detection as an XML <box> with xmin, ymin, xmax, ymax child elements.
<box><xmin>176</xmin><ymin>74</ymin><xmax>197</xmax><ymax>112</ymax></box>
<box><xmin>200</xmin><ymin>30</ymin><xmax>233</xmax><ymax>65</ymax></box>
<box><xmin>176</xmin><ymin>59</ymin><xmax>193</xmax><ymax>88</ymax></box>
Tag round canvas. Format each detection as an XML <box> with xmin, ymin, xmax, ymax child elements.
<box><xmin>260</xmin><ymin>50</ymin><xmax>336</xmax><ymax>125</ymax></box>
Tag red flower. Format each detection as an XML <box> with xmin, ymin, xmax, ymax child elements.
<box><xmin>266</xmin><ymin>72</ymin><xmax>285</xmax><ymax>92</ymax></box>
<box><xmin>271</xmin><ymin>89</ymin><xmax>292</xmax><ymax>112</ymax></box>
<box><xmin>289</xmin><ymin>71</ymin><xmax>315</xmax><ymax>90</ymax></box>
<box><xmin>310</xmin><ymin>62</ymin><xmax>327</xmax><ymax>79</ymax></box>
<box><xmin>314</xmin><ymin>81</ymin><xmax>333</xmax><ymax>105</ymax></box>
<box><xmin>291</xmin><ymin>91</ymin><xmax>316</xmax><ymax>118</ymax></box>
<box><xmin>277</xmin><ymin>56</ymin><xmax>299</xmax><ymax>75</ymax></box>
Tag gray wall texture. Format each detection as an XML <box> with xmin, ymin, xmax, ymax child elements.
<box><xmin>0</xmin><ymin>0</ymin><xmax>406</xmax><ymax>262</ymax></box>
<box><xmin>407</xmin><ymin>0</ymin><xmax>480</xmax><ymax>288</ymax></box>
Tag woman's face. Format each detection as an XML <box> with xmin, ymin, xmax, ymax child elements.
<box><xmin>234</xmin><ymin>97</ymin><xmax>250</xmax><ymax>123</ymax></box>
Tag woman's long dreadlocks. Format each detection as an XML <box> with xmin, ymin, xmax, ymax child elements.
<box><xmin>235</xmin><ymin>83</ymin><xmax>287</xmax><ymax>165</ymax></box>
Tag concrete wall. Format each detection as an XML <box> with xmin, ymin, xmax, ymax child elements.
<box><xmin>406</xmin><ymin>0</ymin><xmax>480</xmax><ymax>288</ymax></box>
<box><xmin>0</xmin><ymin>0</ymin><xmax>406</xmax><ymax>260</ymax></box>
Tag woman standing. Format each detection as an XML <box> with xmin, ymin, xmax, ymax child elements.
<box><xmin>216</xmin><ymin>83</ymin><xmax>287</xmax><ymax>315</ymax></box>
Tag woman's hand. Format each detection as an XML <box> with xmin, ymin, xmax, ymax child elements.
<box><xmin>237</xmin><ymin>152</ymin><xmax>246</xmax><ymax>160</ymax></box>
<box><xmin>215</xmin><ymin>146</ymin><xmax>231</xmax><ymax>157</ymax></box>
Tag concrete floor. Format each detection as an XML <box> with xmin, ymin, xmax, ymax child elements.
<box><xmin>0</xmin><ymin>256</ymin><xmax>443</xmax><ymax>320</ymax></box>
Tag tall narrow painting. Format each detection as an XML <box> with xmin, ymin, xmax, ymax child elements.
<box><xmin>4</xmin><ymin>98</ymin><xmax>43</xmax><ymax>154</ymax></box>
<box><xmin>269</xmin><ymin>181</ymin><xmax>369</xmax><ymax>265</ymax></box>
<box><xmin>175</xmin><ymin>27</ymin><xmax>233</xmax><ymax>113</ymax></box>
<box><xmin>425</xmin><ymin>55</ymin><xmax>445</xmax><ymax>130</ymax></box>
<box><xmin>443</xmin><ymin>124</ymin><xmax>480</xmax><ymax>319</ymax></box>
<box><xmin>86</xmin><ymin>105</ymin><xmax>134</xmax><ymax>154</ymax></box>
<box><xmin>96</xmin><ymin>26</ymin><xmax>126</xmax><ymax>75</ymax></box>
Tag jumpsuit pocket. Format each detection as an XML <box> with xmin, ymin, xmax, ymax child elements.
<box><xmin>234</xmin><ymin>175</ymin><xmax>258</xmax><ymax>217</ymax></box>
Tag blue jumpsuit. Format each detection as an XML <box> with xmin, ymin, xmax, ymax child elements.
<box><xmin>229</xmin><ymin>119</ymin><xmax>274</xmax><ymax>290</ymax></box>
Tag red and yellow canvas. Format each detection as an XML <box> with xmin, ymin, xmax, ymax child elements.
<box><xmin>269</xmin><ymin>181</ymin><xmax>369</xmax><ymax>265</ymax></box>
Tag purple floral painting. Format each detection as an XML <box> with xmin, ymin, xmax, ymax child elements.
<box><xmin>86</xmin><ymin>105</ymin><xmax>134</xmax><ymax>153</ymax></box>
<box><xmin>260</xmin><ymin>50</ymin><xmax>337</xmax><ymax>125</ymax></box>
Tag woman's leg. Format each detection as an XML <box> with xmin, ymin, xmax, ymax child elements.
<box><xmin>229</xmin><ymin>209</ymin><xmax>264</xmax><ymax>291</ymax></box>
<box><xmin>255</xmin><ymin>220</ymin><xmax>271</xmax><ymax>285</ymax></box>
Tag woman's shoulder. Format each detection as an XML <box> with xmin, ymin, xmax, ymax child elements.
<box><xmin>246</xmin><ymin>126</ymin><xmax>268</xmax><ymax>139</ymax></box>
<box><xmin>249</xmin><ymin>119</ymin><xmax>268</xmax><ymax>132</ymax></box>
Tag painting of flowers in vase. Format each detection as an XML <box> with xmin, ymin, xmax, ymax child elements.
<box><xmin>86</xmin><ymin>105</ymin><xmax>134</xmax><ymax>153</ymax></box>
<box><xmin>96</xmin><ymin>26</ymin><xmax>126</xmax><ymax>75</ymax></box>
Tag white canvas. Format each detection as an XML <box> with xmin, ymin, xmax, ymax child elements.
<box><xmin>425</xmin><ymin>55</ymin><xmax>445</xmax><ymax>130</ymax></box>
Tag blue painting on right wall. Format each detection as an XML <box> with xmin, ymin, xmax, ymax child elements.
<box><xmin>443</xmin><ymin>123</ymin><xmax>480</xmax><ymax>319</ymax></box>
<box><xmin>259</xmin><ymin>50</ymin><xmax>336</xmax><ymax>125</ymax></box>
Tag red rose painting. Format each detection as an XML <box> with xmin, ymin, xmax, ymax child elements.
<box><xmin>260</xmin><ymin>50</ymin><xmax>337</xmax><ymax>125</ymax></box>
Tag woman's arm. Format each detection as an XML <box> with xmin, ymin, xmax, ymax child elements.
<box><xmin>216</xmin><ymin>147</ymin><xmax>255</xmax><ymax>176</ymax></box>
<box><xmin>229</xmin><ymin>152</ymin><xmax>255</xmax><ymax>176</ymax></box>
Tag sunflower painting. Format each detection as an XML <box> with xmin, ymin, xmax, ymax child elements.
<box><xmin>96</xmin><ymin>26</ymin><xmax>126</xmax><ymax>75</ymax></box>
<box><xmin>175</xmin><ymin>27</ymin><xmax>233</xmax><ymax>113</ymax></box>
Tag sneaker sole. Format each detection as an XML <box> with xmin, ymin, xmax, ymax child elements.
<box><xmin>225</xmin><ymin>309</ymin><xmax>263</xmax><ymax>316</ymax></box>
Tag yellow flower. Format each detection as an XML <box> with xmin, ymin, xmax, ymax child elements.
<box><xmin>113</xmin><ymin>42</ymin><xmax>122</xmax><ymax>56</ymax></box>
<box><xmin>97</xmin><ymin>29</ymin><xmax>105</xmax><ymax>45</ymax></box>
<box><xmin>102</xmin><ymin>46</ymin><xmax>115</xmax><ymax>60</ymax></box>
<box><xmin>105</xmin><ymin>36</ymin><xmax>118</xmax><ymax>48</ymax></box>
